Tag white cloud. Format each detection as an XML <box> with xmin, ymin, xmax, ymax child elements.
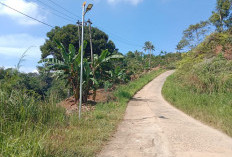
<box><xmin>20</xmin><ymin>67</ymin><xmax>38</xmax><ymax>73</ymax></box>
<box><xmin>0</xmin><ymin>33</ymin><xmax>45</xmax><ymax>72</ymax></box>
<box><xmin>3</xmin><ymin>65</ymin><xmax>39</xmax><ymax>73</ymax></box>
<box><xmin>0</xmin><ymin>34</ymin><xmax>45</xmax><ymax>59</ymax></box>
<box><xmin>107</xmin><ymin>0</ymin><xmax>143</xmax><ymax>5</ymax></box>
<box><xmin>0</xmin><ymin>0</ymin><xmax>46</xmax><ymax>25</ymax></box>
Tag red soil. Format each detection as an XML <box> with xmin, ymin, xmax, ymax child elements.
<box><xmin>58</xmin><ymin>89</ymin><xmax>112</xmax><ymax>114</ymax></box>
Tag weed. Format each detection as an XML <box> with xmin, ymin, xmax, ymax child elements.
<box><xmin>162</xmin><ymin>73</ymin><xmax>232</xmax><ymax>137</ymax></box>
<box><xmin>1</xmin><ymin>68</ymin><xmax>164</xmax><ymax>156</ymax></box>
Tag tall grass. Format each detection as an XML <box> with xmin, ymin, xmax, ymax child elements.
<box><xmin>0</xmin><ymin>83</ymin><xmax>67</xmax><ymax>156</ymax></box>
<box><xmin>162</xmin><ymin>73</ymin><xmax>232</xmax><ymax>137</ymax></box>
<box><xmin>162</xmin><ymin>26</ymin><xmax>232</xmax><ymax>137</ymax></box>
<box><xmin>1</xmin><ymin>69</ymin><xmax>164</xmax><ymax>156</ymax></box>
<box><xmin>44</xmin><ymin>69</ymin><xmax>164</xmax><ymax>157</ymax></box>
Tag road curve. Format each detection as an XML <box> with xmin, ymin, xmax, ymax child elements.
<box><xmin>98</xmin><ymin>71</ymin><xmax>232</xmax><ymax>157</ymax></box>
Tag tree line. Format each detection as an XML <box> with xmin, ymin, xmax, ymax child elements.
<box><xmin>177</xmin><ymin>0</ymin><xmax>232</xmax><ymax>52</ymax></box>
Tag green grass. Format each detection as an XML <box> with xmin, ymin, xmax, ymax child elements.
<box><xmin>1</xmin><ymin>69</ymin><xmax>164</xmax><ymax>157</ymax></box>
<box><xmin>0</xmin><ymin>89</ymin><xmax>67</xmax><ymax>157</ymax></box>
<box><xmin>162</xmin><ymin>73</ymin><xmax>232</xmax><ymax>137</ymax></box>
<box><xmin>44</xmin><ymin>69</ymin><xmax>165</xmax><ymax>157</ymax></box>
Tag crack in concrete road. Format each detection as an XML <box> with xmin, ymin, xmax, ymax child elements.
<box><xmin>98</xmin><ymin>71</ymin><xmax>232</xmax><ymax>157</ymax></box>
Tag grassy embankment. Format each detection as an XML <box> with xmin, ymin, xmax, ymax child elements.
<box><xmin>1</xmin><ymin>69</ymin><xmax>164</xmax><ymax>157</ymax></box>
<box><xmin>162</xmin><ymin>73</ymin><xmax>232</xmax><ymax>136</ymax></box>
<box><xmin>162</xmin><ymin>31</ymin><xmax>232</xmax><ymax>137</ymax></box>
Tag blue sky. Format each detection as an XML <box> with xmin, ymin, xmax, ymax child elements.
<box><xmin>0</xmin><ymin>0</ymin><xmax>216</xmax><ymax>72</ymax></box>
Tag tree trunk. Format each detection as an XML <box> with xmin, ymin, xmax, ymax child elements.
<box><xmin>93</xmin><ymin>88</ymin><xmax>97</xmax><ymax>102</ymax></box>
<box><xmin>74</xmin><ymin>85</ymin><xmax>79</xmax><ymax>104</ymax></box>
<box><xmin>149</xmin><ymin>48</ymin><xmax>151</xmax><ymax>69</ymax></box>
<box><xmin>83</xmin><ymin>90</ymin><xmax>88</xmax><ymax>103</ymax></box>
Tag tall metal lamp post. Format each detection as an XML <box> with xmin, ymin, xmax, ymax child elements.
<box><xmin>79</xmin><ymin>2</ymin><xmax>93</xmax><ymax>119</ymax></box>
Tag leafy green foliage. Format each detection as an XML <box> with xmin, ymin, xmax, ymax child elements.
<box><xmin>209</xmin><ymin>0</ymin><xmax>232</xmax><ymax>32</ymax></box>
<box><xmin>106</xmin><ymin>66</ymin><xmax>127</xmax><ymax>83</ymax></box>
<box><xmin>0</xmin><ymin>69</ymin><xmax>67</xmax><ymax>157</ymax></box>
<box><xmin>44</xmin><ymin>69</ymin><xmax>165</xmax><ymax>156</ymax></box>
<box><xmin>39</xmin><ymin>41</ymin><xmax>88</xmax><ymax>102</ymax></box>
<box><xmin>40</xmin><ymin>40</ymin><xmax>124</xmax><ymax>103</ymax></box>
<box><xmin>0</xmin><ymin>63</ymin><xmax>164</xmax><ymax>156</ymax></box>
<box><xmin>177</xmin><ymin>53</ymin><xmax>232</xmax><ymax>94</ymax></box>
<box><xmin>163</xmin><ymin>73</ymin><xmax>232</xmax><ymax>137</ymax></box>
<box><xmin>90</xmin><ymin>49</ymin><xmax>124</xmax><ymax>100</ymax></box>
<box><xmin>40</xmin><ymin>25</ymin><xmax>116</xmax><ymax>60</ymax></box>
<box><xmin>124</xmin><ymin>50</ymin><xmax>181</xmax><ymax>78</ymax></box>
<box><xmin>143</xmin><ymin>41</ymin><xmax>155</xmax><ymax>68</ymax></box>
<box><xmin>0</xmin><ymin>68</ymin><xmax>56</xmax><ymax>99</ymax></box>
<box><xmin>163</xmin><ymin>20</ymin><xmax>232</xmax><ymax>137</ymax></box>
<box><xmin>177</xmin><ymin>21</ymin><xmax>210</xmax><ymax>51</ymax></box>
<box><xmin>175</xmin><ymin>30</ymin><xmax>232</xmax><ymax>94</ymax></box>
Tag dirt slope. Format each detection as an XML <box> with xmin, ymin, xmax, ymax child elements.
<box><xmin>98</xmin><ymin>71</ymin><xmax>232</xmax><ymax>157</ymax></box>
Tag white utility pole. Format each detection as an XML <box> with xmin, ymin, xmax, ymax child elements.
<box><xmin>79</xmin><ymin>2</ymin><xmax>93</xmax><ymax>119</ymax></box>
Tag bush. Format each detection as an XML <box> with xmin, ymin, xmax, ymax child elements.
<box><xmin>0</xmin><ymin>69</ymin><xmax>67</xmax><ymax>156</ymax></box>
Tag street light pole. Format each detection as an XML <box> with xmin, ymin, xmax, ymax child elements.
<box><xmin>79</xmin><ymin>1</ymin><xmax>86</xmax><ymax>119</ymax></box>
<box><xmin>79</xmin><ymin>2</ymin><xmax>93</xmax><ymax>119</ymax></box>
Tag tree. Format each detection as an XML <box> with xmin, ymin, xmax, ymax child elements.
<box><xmin>176</xmin><ymin>38</ymin><xmax>190</xmax><ymax>52</ymax></box>
<box><xmin>160</xmin><ymin>51</ymin><xmax>167</xmax><ymax>56</ymax></box>
<box><xmin>210</xmin><ymin>0</ymin><xmax>232</xmax><ymax>32</ymax></box>
<box><xmin>40</xmin><ymin>24</ymin><xmax>116</xmax><ymax>60</ymax></box>
<box><xmin>143</xmin><ymin>41</ymin><xmax>155</xmax><ymax>68</ymax></box>
<box><xmin>39</xmin><ymin>41</ymin><xmax>86</xmax><ymax>103</ymax></box>
<box><xmin>177</xmin><ymin>21</ymin><xmax>210</xmax><ymax>51</ymax></box>
<box><xmin>126</xmin><ymin>51</ymin><xmax>135</xmax><ymax>58</ymax></box>
<box><xmin>91</xmin><ymin>51</ymin><xmax>124</xmax><ymax>101</ymax></box>
<box><xmin>39</xmin><ymin>39</ymin><xmax>124</xmax><ymax>103</ymax></box>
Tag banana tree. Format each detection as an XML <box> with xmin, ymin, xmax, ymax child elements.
<box><xmin>106</xmin><ymin>66</ymin><xmax>127</xmax><ymax>84</ymax></box>
<box><xmin>91</xmin><ymin>50</ymin><xmax>124</xmax><ymax>101</ymax></box>
<box><xmin>38</xmin><ymin>41</ymin><xmax>87</xmax><ymax>103</ymax></box>
<box><xmin>82</xmin><ymin>58</ymin><xmax>92</xmax><ymax>103</ymax></box>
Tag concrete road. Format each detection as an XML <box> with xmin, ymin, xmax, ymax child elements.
<box><xmin>98</xmin><ymin>71</ymin><xmax>232</xmax><ymax>157</ymax></box>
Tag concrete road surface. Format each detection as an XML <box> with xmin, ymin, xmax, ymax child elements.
<box><xmin>98</xmin><ymin>71</ymin><xmax>232</xmax><ymax>157</ymax></box>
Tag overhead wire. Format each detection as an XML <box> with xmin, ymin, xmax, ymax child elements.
<box><xmin>1</xmin><ymin>0</ymin><xmax>148</xmax><ymax>51</ymax></box>
<box><xmin>0</xmin><ymin>0</ymin><xmax>153</xmax><ymax>59</ymax></box>
<box><xmin>30</xmin><ymin>1</ymin><xmax>75</xmax><ymax>23</ymax></box>
<box><xmin>46</xmin><ymin>0</ymin><xmax>81</xmax><ymax>19</ymax></box>
<box><xmin>40</xmin><ymin>0</ymin><xmax>144</xmax><ymax>49</ymax></box>
<box><xmin>96</xmin><ymin>26</ymin><xmax>145</xmax><ymax>50</ymax></box>
<box><xmin>0</xmin><ymin>1</ymin><xmax>54</xmax><ymax>28</ymax></box>
<box><xmin>34</xmin><ymin>0</ymin><xmax>77</xmax><ymax>21</ymax></box>
<box><xmin>94</xmin><ymin>23</ymin><xmax>160</xmax><ymax>52</ymax></box>
<box><xmin>92</xmin><ymin>21</ymin><xmax>144</xmax><ymax>48</ymax></box>
<box><xmin>42</xmin><ymin>0</ymin><xmax>141</xmax><ymax>50</ymax></box>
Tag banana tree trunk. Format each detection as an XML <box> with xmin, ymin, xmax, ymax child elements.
<box><xmin>93</xmin><ymin>70</ymin><xmax>97</xmax><ymax>102</ymax></box>
<box><xmin>74</xmin><ymin>85</ymin><xmax>79</xmax><ymax>104</ymax></box>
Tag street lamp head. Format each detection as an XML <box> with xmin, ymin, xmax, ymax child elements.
<box><xmin>86</xmin><ymin>4</ymin><xmax>93</xmax><ymax>13</ymax></box>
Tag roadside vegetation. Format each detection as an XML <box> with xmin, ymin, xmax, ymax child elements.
<box><xmin>163</xmin><ymin>0</ymin><xmax>232</xmax><ymax>137</ymax></box>
<box><xmin>45</xmin><ymin>69</ymin><xmax>165</xmax><ymax>156</ymax></box>
<box><xmin>0</xmin><ymin>66</ymin><xmax>164</xmax><ymax>156</ymax></box>
<box><xmin>0</xmin><ymin>22</ymin><xmax>181</xmax><ymax>155</ymax></box>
